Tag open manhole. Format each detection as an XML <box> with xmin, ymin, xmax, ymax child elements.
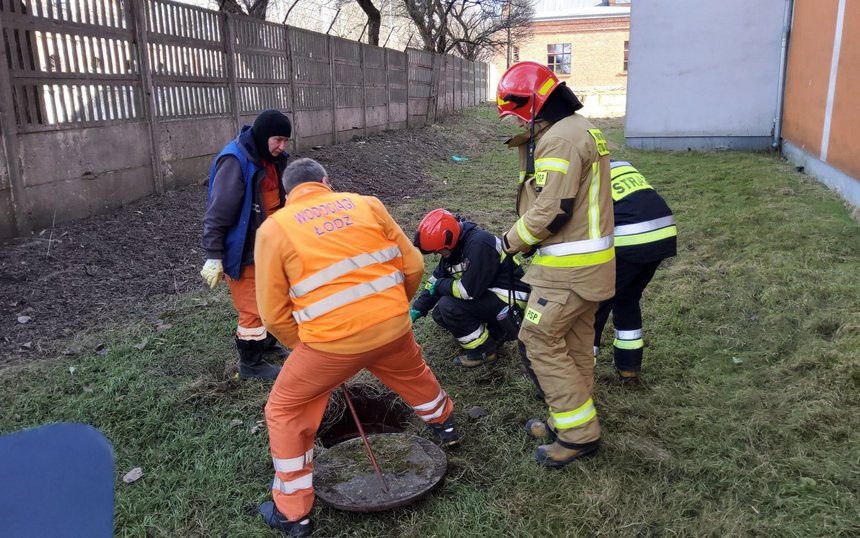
<box><xmin>318</xmin><ymin>384</ymin><xmax>413</xmax><ymax>448</ymax></box>
<box><xmin>314</xmin><ymin>433</ymin><xmax>447</xmax><ymax>512</ymax></box>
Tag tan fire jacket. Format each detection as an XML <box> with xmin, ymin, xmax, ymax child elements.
<box><xmin>503</xmin><ymin>113</ymin><xmax>615</xmax><ymax>302</ymax></box>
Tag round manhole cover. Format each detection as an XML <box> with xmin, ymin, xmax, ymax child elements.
<box><xmin>314</xmin><ymin>433</ymin><xmax>447</xmax><ymax>512</ymax></box>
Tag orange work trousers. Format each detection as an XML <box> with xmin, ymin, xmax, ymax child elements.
<box><xmin>226</xmin><ymin>184</ymin><xmax>280</xmax><ymax>341</ymax></box>
<box><xmin>264</xmin><ymin>330</ymin><xmax>454</xmax><ymax>521</ymax></box>
<box><xmin>226</xmin><ymin>264</ymin><xmax>266</xmax><ymax>340</ymax></box>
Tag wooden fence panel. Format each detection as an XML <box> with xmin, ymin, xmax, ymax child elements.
<box><xmin>387</xmin><ymin>49</ymin><xmax>407</xmax><ymax>127</ymax></box>
<box><xmin>0</xmin><ymin>0</ymin><xmax>488</xmax><ymax>237</ymax></box>
<box><xmin>233</xmin><ymin>14</ymin><xmax>290</xmax><ymax>123</ymax></box>
<box><xmin>363</xmin><ymin>43</ymin><xmax>386</xmax><ymax>131</ymax></box>
<box><xmin>145</xmin><ymin>0</ymin><xmax>227</xmax><ymax>119</ymax></box>
<box><xmin>0</xmin><ymin>0</ymin><xmax>140</xmax><ymax>130</ymax></box>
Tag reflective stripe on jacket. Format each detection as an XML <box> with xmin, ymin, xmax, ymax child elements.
<box><xmin>610</xmin><ymin>160</ymin><xmax>677</xmax><ymax>263</ymax></box>
<box><xmin>503</xmin><ymin>114</ymin><xmax>615</xmax><ymax>302</ymax></box>
<box><xmin>271</xmin><ymin>184</ymin><xmax>409</xmax><ymax>343</ymax></box>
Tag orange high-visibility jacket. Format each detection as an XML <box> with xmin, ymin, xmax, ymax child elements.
<box><xmin>255</xmin><ymin>182</ymin><xmax>424</xmax><ymax>354</ymax></box>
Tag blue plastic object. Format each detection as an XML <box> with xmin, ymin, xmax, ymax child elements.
<box><xmin>0</xmin><ymin>423</ymin><xmax>114</xmax><ymax>537</ymax></box>
<box><xmin>451</xmin><ymin>155</ymin><xmax>469</xmax><ymax>162</ymax></box>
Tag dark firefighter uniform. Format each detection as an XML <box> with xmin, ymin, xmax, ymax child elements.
<box><xmin>594</xmin><ymin>160</ymin><xmax>677</xmax><ymax>376</ymax></box>
<box><xmin>412</xmin><ymin>220</ymin><xmax>530</xmax><ymax>361</ymax></box>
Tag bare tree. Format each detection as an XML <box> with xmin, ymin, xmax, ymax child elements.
<box><xmin>355</xmin><ymin>0</ymin><xmax>382</xmax><ymax>44</ymax></box>
<box><xmin>401</xmin><ymin>0</ymin><xmax>458</xmax><ymax>53</ymax></box>
<box><xmin>219</xmin><ymin>0</ymin><xmax>270</xmax><ymax>19</ymax></box>
<box><xmin>448</xmin><ymin>0</ymin><xmax>533</xmax><ymax>61</ymax></box>
<box><xmin>400</xmin><ymin>0</ymin><xmax>532</xmax><ymax>57</ymax></box>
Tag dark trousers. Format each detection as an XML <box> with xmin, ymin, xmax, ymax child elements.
<box><xmin>594</xmin><ymin>258</ymin><xmax>662</xmax><ymax>372</ymax></box>
<box><xmin>431</xmin><ymin>293</ymin><xmax>511</xmax><ymax>355</ymax></box>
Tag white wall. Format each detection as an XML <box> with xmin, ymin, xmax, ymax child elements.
<box><xmin>625</xmin><ymin>0</ymin><xmax>787</xmax><ymax>150</ymax></box>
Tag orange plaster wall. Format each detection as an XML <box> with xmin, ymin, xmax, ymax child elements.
<box><xmin>781</xmin><ymin>0</ymin><xmax>837</xmax><ymax>156</ymax></box>
<box><xmin>824</xmin><ymin>0</ymin><xmax>860</xmax><ymax>181</ymax></box>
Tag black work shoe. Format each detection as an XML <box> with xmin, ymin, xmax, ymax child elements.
<box><xmin>258</xmin><ymin>501</ymin><xmax>313</xmax><ymax>537</ymax></box>
<box><xmin>428</xmin><ymin>416</ymin><xmax>460</xmax><ymax>447</ymax></box>
<box><xmin>239</xmin><ymin>361</ymin><xmax>281</xmax><ymax>380</ymax></box>
<box><xmin>236</xmin><ymin>338</ymin><xmax>281</xmax><ymax>380</ymax></box>
<box><xmin>617</xmin><ymin>370</ymin><xmax>639</xmax><ymax>384</ymax></box>
<box><xmin>534</xmin><ymin>439</ymin><xmax>601</xmax><ymax>468</ymax></box>
<box><xmin>453</xmin><ymin>350</ymin><xmax>497</xmax><ymax>368</ymax></box>
<box><xmin>261</xmin><ymin>334</ymin><xmax>291</xmax><ymax>360</ymax></box>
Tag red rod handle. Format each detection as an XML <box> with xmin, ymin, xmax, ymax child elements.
<box><xmin>341</xmin><ymin>384</ymin><xmax>390</xmax><ymax>494</ymax></box>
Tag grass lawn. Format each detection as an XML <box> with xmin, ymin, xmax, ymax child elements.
<box><xmin>2</xmin><ymin>106</ymin><xmax>858</xmax><ymax>537</ymax></box>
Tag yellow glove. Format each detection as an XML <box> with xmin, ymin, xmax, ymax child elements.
<box><xmin>200</xmin><ymin>259</ymin><xmax>224</xmax><ymax>289</ymax></box>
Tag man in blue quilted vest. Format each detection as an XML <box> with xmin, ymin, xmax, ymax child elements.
<box><xmin>200</xmin><ymin>109</ymin><xmax>292</xmax><ymax>380</ymax></box>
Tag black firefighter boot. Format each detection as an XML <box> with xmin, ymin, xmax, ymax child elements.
<box><xmin>452</xmin><ymin>336</ymin><xmax>498</xmax><ymax>368</ymax></box>
<box><xmin>261</xmin><ymin>333</ymin><xmax>291</xmax><ymax>361</ymax></box>
<box><xmin>236</xmin><ymin>338</ymin><xmax>281</xmax><ymax>380</ymax></box>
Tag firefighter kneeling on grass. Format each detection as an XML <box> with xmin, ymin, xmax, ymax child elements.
<box><xmin>497</xmin><ymin>61</ymin><xmax>615</xmax><ymax>467</ymax></box>
<box><xmin>410</xmin><ymin>209</ymin><xmax>530</xmax><ymax>367</ymax></box>
<box><xmin>253</xmin><ymin>158</ymin><xmax>458</xmax><ymax>537</ymax></box>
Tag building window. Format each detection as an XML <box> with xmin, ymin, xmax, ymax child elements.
<box><xmin>623</xmin><ymin>40</ymin><xmax>629</xmax><ymax>72</ymax></box>
<box><xmin>547</xmin><ymin>43</ymin><xmax>571</xmax><ymax>75</ymax></box>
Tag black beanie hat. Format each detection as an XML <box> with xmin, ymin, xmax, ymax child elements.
<box><xmin>252</xmin><ymin>109</ymin><xmax>292</xmax><ymax>160</ymax></box>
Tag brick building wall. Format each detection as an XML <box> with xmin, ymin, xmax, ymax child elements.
<box><xmin>492</xmin><ymin>16</ymin><xmax>630</xmax><ymax>116</ymax></box>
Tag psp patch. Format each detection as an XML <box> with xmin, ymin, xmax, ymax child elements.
<box><xmin>535</xmin><ymin>171</ymin><xmax>548</xmax><ymax>186</ymax></box>
<box><xmin>525</xmin><ymin>307</ymin><xmax>542</xmax><ymax>325</ymax></box>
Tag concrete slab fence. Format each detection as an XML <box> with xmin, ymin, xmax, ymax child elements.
<box><xmin>0</xmin><ymin>0</ymin><xmax>490</xmax><ymax>239</ymax></box>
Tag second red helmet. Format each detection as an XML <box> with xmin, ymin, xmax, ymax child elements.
<box><xmin>414</xmin><ymin>209</ymin><xmax>461</xmax><ymax>254</ymax></box>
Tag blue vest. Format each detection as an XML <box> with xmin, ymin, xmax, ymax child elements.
<box><xmin>207</xmin><ymin>141</ymin><xmax>260</xmax><ymax>280</ymax></box>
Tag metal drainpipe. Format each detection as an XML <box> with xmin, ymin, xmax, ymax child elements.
<box><xmin>772</xmin><ymin>0</ymin><xmax>796</xmax><ymax>150</ymax></box>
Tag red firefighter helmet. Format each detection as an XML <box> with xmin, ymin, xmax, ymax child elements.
<box><xmin>496</xmin><ymin>61</ymin><xmax>560</xmax><ymax>122</ymax></box>
<box><xmin>414</xmin><ymin>209</ymin><xmax>461</xmax><ymax>253</ymax></box>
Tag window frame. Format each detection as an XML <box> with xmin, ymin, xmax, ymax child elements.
<box><xmin>546</xmin><ymin>43</ymin><xmax>571</xmax><ymax>75</ymax></box>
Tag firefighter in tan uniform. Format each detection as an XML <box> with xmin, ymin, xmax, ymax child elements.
<box><xmin>498</xmin><ymin>61</ymin><xmax>615</xmax><ymax>467</ymax></box>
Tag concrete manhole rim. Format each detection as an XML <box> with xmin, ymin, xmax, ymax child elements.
<box><xmin>314</xmin><ymin>432</ymin><xmax>447</xmax><ymax>512</ymax></box>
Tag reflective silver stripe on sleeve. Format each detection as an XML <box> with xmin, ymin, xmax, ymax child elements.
<box><xmin>610</xmin><ymin>160</ymin><xmax>632</xmax><ymax>169</ymax></box>
<box><xmin>614</xmin><ymin>216</ymin><xmax>676</xmax><ymax>237</ymax></box>
<box><xmin>272</xmin><ymin>473</ymin><xmax>313</xmax><ymax>494</ymax></box>
<box><xmin>272</xmin><ymin>449</ymin><xmax>313</xmax><ymax>473</ymax></box>
<box><xmin>449</xmin><ymin>262</ymin><xmax>467</xmax><ymax>274</ymax></box>
<box><xmin>455</xmin><ymin>280</ymin><xmax>472</xmax><ymax>300</ymax></box>
<box><xmin>615</xmin><ymin>329</ymin><xmax>643</xmax><ymax>340</ymax></box>
<box><xmin>537</xmin><ymin>236</ymin><xmax>613</xmax><ymax>256</ymax></box>
<box><xmin>488</xmin><ymin>287</ymin><xmax>529</xmax><ymax>302</ymax></box>
<box><xmin>292</xmin><ymin>271</ymin><xmax>405</xmax><ymax>324</ymax></box>
<box><xmin>494</xmin><ymin>236</ymin><xmax>503</xmax><ymax>254</ymax></box>
<box><xmin>290</xmin><ymin>246</ymin><xmax>402</xmax><ymax>299</ymax></box>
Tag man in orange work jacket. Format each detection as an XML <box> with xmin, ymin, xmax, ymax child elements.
<box><xmin>253</xmin><ymin>158</ymin><xmax>459</xmax><ymax>537</ymax></box>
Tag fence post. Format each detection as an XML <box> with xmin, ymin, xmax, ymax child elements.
<box><xmin>360</xmin><ymin>44</ymin><xmax>367</xmax><ymax>138</ymax></box>
<box><xmin>0</xmin><ymin>12</ymin><xmax>30</xmax><ymax>236</ymax></box>
<box><xmin>428</xmin><ymin>52</ymin><xmax>437</xmax><ymax>124</ymax></box>
<box><xmin>384</xmin><ymin>48</ymin><xmax>391</xmax><ymax>131</ymax></box>
<box><xmin>404</xmin><ymin>49</ymin><xmax>410</xmax><ymax>129</ymax></box>
<box><xmin>328</xmin><ymin>35</ymin><xmax>337</xmax><ymax>144</ymax></box>
<box><xmin>129</xmin><ymin>0</ymin><xmax>165</xmax><ymax>195</ymax></box>
<box><xmin>285</xmin><ymin>26</ymin><xmax>299</xmax><ymax>154</ymax></box>
<box><xmin>223</xmin><ymin>13</ymin><xmax>240</xmax><ymax>133</ymax></box>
